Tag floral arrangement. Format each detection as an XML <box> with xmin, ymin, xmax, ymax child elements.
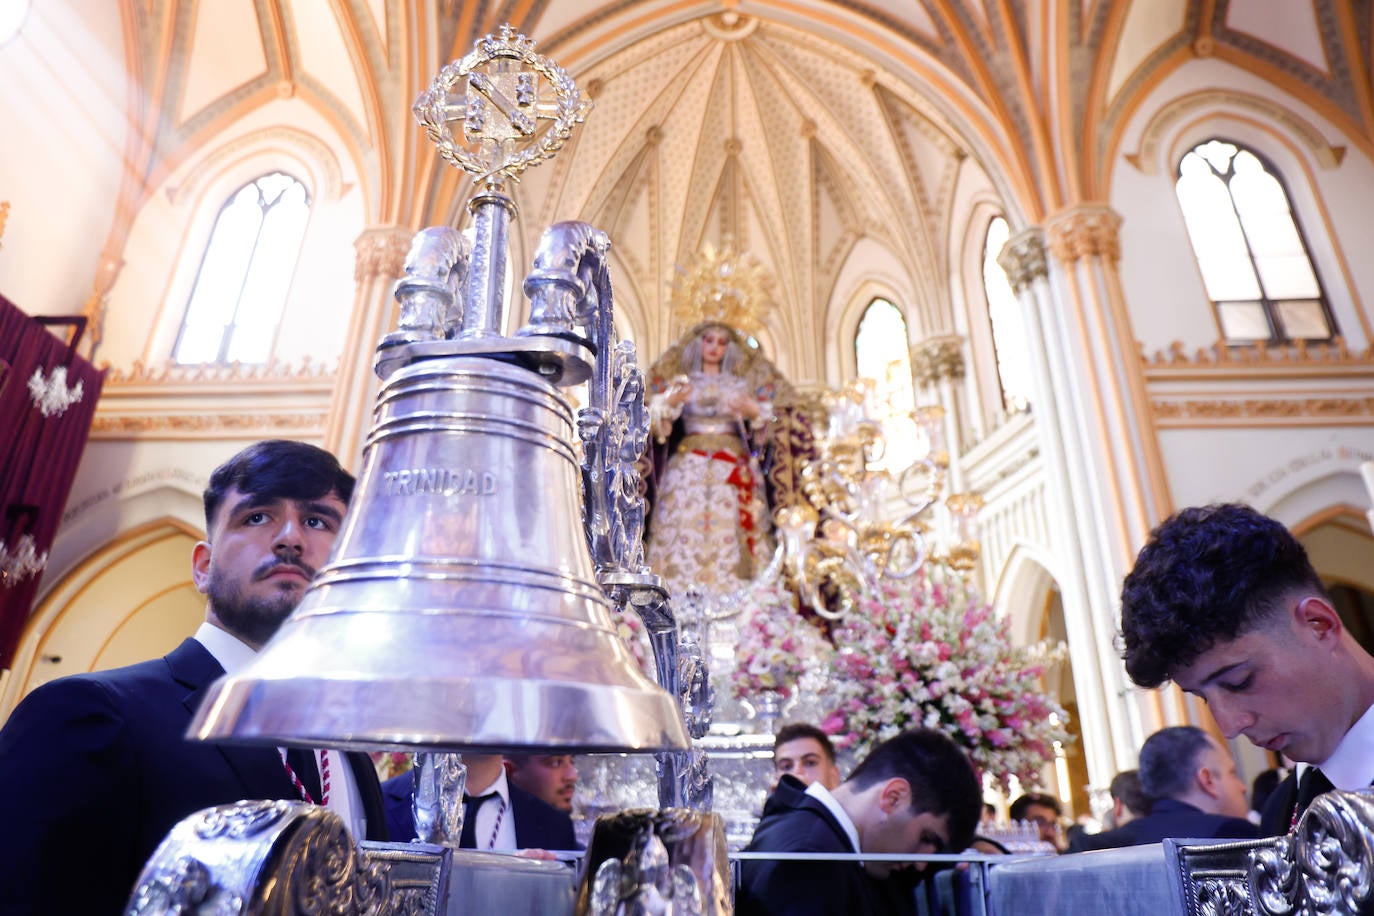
<box><xmin>370</xmin><ymin>751</ymin><xmax>413</xmax><ymax>781</ymax></box>
<box><xmin>730</xmin><ymin>582</ymin><xmax>832</xmax><ymax>700</ymax></box>
<box><xmin>823</xmin><ymin>572</ymin><xmax>1070</xmax><ymax>791</ymax></box>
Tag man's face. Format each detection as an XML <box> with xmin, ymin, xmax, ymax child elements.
<box><xmin>861</xmin><ymin>806</ymin><xmax>950</xmax><ymax>878</ymax></box>
<box><xmin>1172</xmin><ymin>608</ymin><xmax>1343</xmax><ymax>764</ymax></box>
<box><xmin>1199</xmin><ymin>737</ymin><xmax>1251</xmax><ymax>819</ymax></box>
<box><xmin>193</xmin><ymin>487</ymin><xmax>345</xmax><ymax>648</ymax></box>
<box><xmin>507</xmin><ymin>754</ymin><xmax>578</xmax><ymax>812</ymax></box>
<box><xmin>774</xmin><ymin>737</ymin><xmax>841</xmax><ymax>790</ymax></box>
<box><xmin>1021</xmin><ymin>803</ymin><xmax>1060</xmax><ymax>846</ymax></box>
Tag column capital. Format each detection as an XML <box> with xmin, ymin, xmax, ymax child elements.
<box><xmin>354</xmin><ymin>226</ymin><xmax>415</xmax><ymax>282</ymax></box>
<box><xmin>1045</xmin><ymin>205</ymin><xmax>1123</xmax><ymax>265</ymax></box>
<box><xmin>910</xmin><ymin>334</ymin><xmax>965</xmax><ymax>386</ymax></box>
<box><xmin>997</xmin><ymin>228</ymin><xmax>1048</xmax><ymax>294</ymax></box>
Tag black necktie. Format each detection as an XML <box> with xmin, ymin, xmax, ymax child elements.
<box><xmin>460</xmin><ymin>791</ymin><xmax>499</xmax><ymax>848</ymax></box>
<box><xmin>1291</xmin><ymin>766</ymin><xmax>1334</xmax><ymax>828</ymax></box>
<box><xmin>287</xmin><ymin>747</ymin><xmax>323</xmax><ymax>804</ymax></box>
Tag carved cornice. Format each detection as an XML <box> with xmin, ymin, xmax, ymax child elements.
<box><xmin>1045</xmin><ymin>206</ymin><xmax>1122</xmax><ymax>265</ymax></box>
<box><xmin>354</xmin><ymin>227</ymin><xmax>414</xmax><ymax>282</ymax></box>
<box><xmin>1142</xmin><ymin>338</ymin><xmax>1374</xmax><ymax>381</ymax></box>
<box><xmin>1151</xmin><ymin>397</ymin><xmax>1374</xmax><ymax>427</ymax></box>
<box><xmin>996</xmin><ymin>228</ymin><xmax>1047</xmax><ymax>294</ymax></box>
<box><xmin>103</xmin><ymin>358</ymin><xmax>337</xmax><ymax>389</ymax></box>
<box><xmin>94</xmin><ymin>358</ymin><xmax>336</xmax><ymax>440</ymax></box>
<box><xmin>90</xmin><ymin>412</ymin><xmax>328</xmax><ymax>439</ymax></box>
<box><xmin>910</xmin><ymin>334</ymin><xmax>965</xmax><ymax>385</ymax></box>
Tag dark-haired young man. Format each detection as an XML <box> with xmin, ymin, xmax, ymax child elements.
<box><xmin>0</xmin><ymin>440</ymin><xmax>388</xmax><ymax>915</ymax></box>
<box><xmin>1119</xmin><ymin>502</ymin><xmax>1374</xmax><ymax>835</ymax></box>
<box><xmin>737</xmin><ymin>727</ymin><xmax>982</xmax><ymax>916</ymax></box>
<box><xmin>1009</xmin><ymin>791</ymin><xmax>1063</xmax><ymax>851</ymax></box>
<box><xmin>772</xmin><ymin>722</ymin><xmax>842</xmax><ymax>791</ymax></box>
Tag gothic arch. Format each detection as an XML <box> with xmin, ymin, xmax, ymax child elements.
<box><xmin>1125</xmin><ymin>96</ymin><xmax>1370</xmax><ymax>348</ymax></box>
<box><xmin>4</xmin><ymin>514</ymin><xmax>205</xmax><ymax>718</ymax></box>
<box><xmin>992</xmin><ymin>541</ymin><xmax>1060</xmax><ymax>648</ymax></box>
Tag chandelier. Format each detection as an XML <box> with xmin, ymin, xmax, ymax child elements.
<box><xmin>764</xmin><ymin>380</ymin><xmax>982</xmax><ymax>619</ymax></box>
<box><xmin>1</xmin><ymin>500</ymin><xmax>49</xmax><ymax>592</ymax></box>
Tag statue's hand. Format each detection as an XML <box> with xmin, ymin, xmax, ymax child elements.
<box><xmin>728</xmin><ymin>392</ymin><xmax>762</xmax><ymax>420</ymax></box>
<box><xmin>667</xmin><ymin>376</ymin><xmax>692</xmax><ymax>407</ymax></box>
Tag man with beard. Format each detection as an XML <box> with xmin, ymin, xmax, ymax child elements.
<box><xmin>0</xmin><ymin>440</ymin><xmax>388</xmax><ymax>915</ymax></box>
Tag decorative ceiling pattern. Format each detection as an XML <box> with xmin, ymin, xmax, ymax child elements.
<box><xmin>5</xmin><ymin>1</ymin><xmax>1369</xmax><ymax>378</ymax></box>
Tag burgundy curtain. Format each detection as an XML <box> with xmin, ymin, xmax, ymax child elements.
<box><xmin>0</xmin><ymin>294</ymin><xmax>105</xmax><ymax>669</ymax></box>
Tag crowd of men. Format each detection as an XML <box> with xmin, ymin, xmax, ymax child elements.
<box><xmin>0</xmin><ymin>439</ymin><xmax>1365</xmax><ymax>915</ymax></box>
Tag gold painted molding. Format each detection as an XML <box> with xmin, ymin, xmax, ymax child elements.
<box><xmin>103</xmin><ymin>358</ymin><xmax>337</xmax><ymax>388</ymax></box>
<box><xmin>1142</xmin><ymin>338</ymin><xmax>1374</xmax><ymax>380</ymax></box>
<box><xmin>90</xmin><ymin>412</ymin><xmax>328</xmax><ymax>438</ymax></box>
<box><xmin>354</xmin><ymin>227</ymin><xmax>412</xmax><ymax>282</ymax></box>
<box><xmin>1151</xmin><ymin>397</ymin><xmax>1374</xmax><ymax>427</ymax></box>
<box><xmin>94</xmin><ymin>358</ymin><xmax>336</xmax><ymax>441</ymax></box>
<box><xmin>1126</xmin><ymin>90</ymin><xmax>1346</xmax><ymax>174</ymax></box>
<box><xmin>997</xmin><ymin>227</ymin><xmax>1047</xmax><ymax>293</ymax></box>
<box><xmin>910</xmin><ymin>334</ymin><xmax>965</xmax><ymax>385</ymax></box>
<box><xmin>1045</xmin><ymin>206</ymin><xmax>1122</xmax><ymax>265</ymax></box>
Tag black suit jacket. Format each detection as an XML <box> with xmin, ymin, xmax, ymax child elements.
<box><xmin>1260</xmin><ymin>771</ymin><xmax>1299</xmax><ymax>836</ymax></box>
<box><xmin>0</xmin><ymin>638</ymin><xmax>386</xmax><ymax>915</ymax></box>
<box><xmin>1075</xmin><ymin>798</ymin><xmax>1259</xmax><ymax>850</ymax></box>
<box><xmin>381</xmin><ymin>772</ymin><xmax>579</xmax><ymax>851</ymax></box>
<box><xmin>737</xmin><ymin>775</ymin><xmax>915</xmax><ymax>916</ymax></box>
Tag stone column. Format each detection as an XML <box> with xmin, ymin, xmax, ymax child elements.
<box><xmin>324</xmin><ymin>226</ymin><xmax>414</xmax><ymax>470</ymax></box>
<box><xmin>998</xmin><ymin>213</ymin><xmax>1168</xmax><ymax>782</ymax></box>
<box><xmin>910</xmin><ymin>334</ymin><xmax>967</xmax><ymax>493</ymax></box>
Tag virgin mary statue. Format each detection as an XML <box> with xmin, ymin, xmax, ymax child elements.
<box><xmin>642</xmin><ymin>322</ymin><xmax>794</xmax><ymax>597</ymax></box>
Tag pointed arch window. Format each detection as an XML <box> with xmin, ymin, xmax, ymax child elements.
<box><xmin>173</xmin><ymin>172</ymin><xmax>311</xmax><ymax>364</ymax></box>
<box><xmin>982</xmin><ymin>217</ymin><xmax>1033</xmax><ymax>413</ymax></box>
<box><xmin>1175</xmin><ymin>139</ymin><xmax>1334</xmax><ymax>344</ymax></box>
<box><xmin>854</xmin><ymin>298</ymin><xmax>917</xmax><ymax>472</ymax></box>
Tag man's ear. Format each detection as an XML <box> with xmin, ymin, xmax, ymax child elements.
<box><xmin>1195</xmin><ymin>764</ymin><xmax>1220</xmax><ymax>800</ymax></box>
<box><xmin>878</xmin><ymin>777</ymin><xmax>912</xmax><ymax>815</ymax></box>
<box><xmin>191</xmin><ymin>541</ymin><xmax>213</xmax><ymax>594</ymax></box>
<box><xmin>1293</xmin><ymin>596</ymin><xmax>1343</xmax><ymax>645</ymax></box>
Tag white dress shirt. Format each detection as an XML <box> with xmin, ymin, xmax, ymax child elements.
<box><xmin>1317</xmin><ymin>701</ymin><xmax>1374</xmax><ymax>790</ymax></box>
<box><xmin>193</xmin><ymin>623</ymin><xmax>366</xmax><ymax>838</ymax></box>
<box><xmin>805</xmin><ymin>780</ymin><xmax>860</xmax><ymax>853</ymax></box>
<box><xmin>467</xmin><ymin>767</ymin><xmax>518</xmax><ymax>851</ymax></box>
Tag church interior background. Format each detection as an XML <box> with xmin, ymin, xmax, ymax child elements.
<box><xmin>1</xmin><ymin>0</ymin><xmax>1373</xmax><ymax>827</ymax></box>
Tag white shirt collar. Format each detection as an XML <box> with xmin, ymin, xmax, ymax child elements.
<box><xmin>194</xmin><ymin>621</ymin><xmax>257</xmax><ymax>673</ymax></box>
<box><xmin>468</xmin><ymin>766</ymin><xmax>512</xmax><ymax>804</ymax></box>
<box><xmin>805</xmin><ymin>780</ymin><xmax>860</xmax><ymax>853</ymax></box>
<box><xmin>1317</xmin><ymin>701</ymin><xmax>1374</xmax><ymax>790</ymax></box>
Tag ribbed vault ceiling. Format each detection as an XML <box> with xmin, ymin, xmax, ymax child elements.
<box><xmin>3</xmin><ymin>2</ymin><xmax>1370</xmax><ymax>382</ymax></box>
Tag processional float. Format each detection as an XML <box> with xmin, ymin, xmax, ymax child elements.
<box><xmin>130</xmin><ymin>26</ymin><xmax>725</xmax><ymax>916</ymax></box>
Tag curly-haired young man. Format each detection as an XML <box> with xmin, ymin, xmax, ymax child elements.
<box><xmin>1119</xmin><ymin>502</ymin><xmax>1374</xmax><ymax>835</ymax></box>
